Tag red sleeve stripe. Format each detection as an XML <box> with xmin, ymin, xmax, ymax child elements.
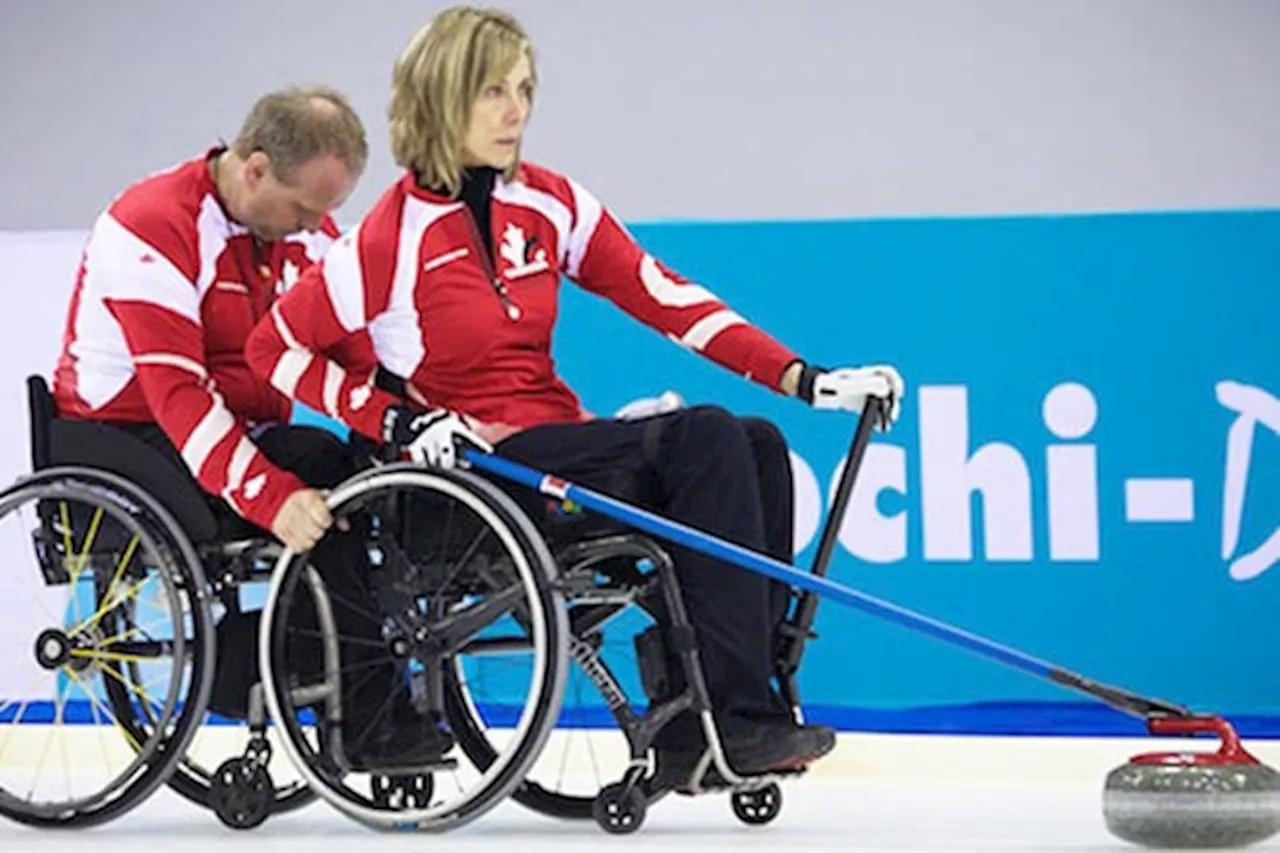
<box><xmin>133</xmin><ymin>352</ymin><xmax>208</xmax><ymax>379</ymax></box>
<box><xmin>322</xmin><ymin>361</ymin><xmax>343</xmax><ymax>418</ymax></box>
<box><xmin>180</xmin><ymin>399</ymin><xmax>237</xmax><ymax>479</ymax></box>
<box><xmin>266</xmin><ymin>302</ymin><xmax>315</xmax><ymax>397</ymax></box>
<box><xmin>270</xmin><ymin>351</ymin><xmax>312</xmax><ymax>398</ymax></box>
<box><xmin>270</xmin><ymin>301</ymin><xmax>302</xmax><ymax>348</ymax></box>
<box><xmin>222</xmin><ymin>436</ymin><xmax>259</xmax><ymax>502</ymax></box>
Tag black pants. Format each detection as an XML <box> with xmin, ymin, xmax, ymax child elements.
<box><xmin>494</xmin><ymin>404</ymin><xmax>796</xmax><ymax>749</ymax></box>
<box><xmin>124</xmin><ymin>423</ymin><xmax>395</xmax><ymax>732</ymax></box>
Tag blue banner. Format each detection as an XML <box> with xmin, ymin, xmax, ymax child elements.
<box><xmin>299</xmin><ymin>209</ymin><xmax>1279</xmax><ymax>736</ymax></box>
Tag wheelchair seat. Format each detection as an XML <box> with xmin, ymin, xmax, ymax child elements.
<box><xmin>27</xmin><ymin>374</ymin><xmax>221</xmax><ymax>544</ymax></box>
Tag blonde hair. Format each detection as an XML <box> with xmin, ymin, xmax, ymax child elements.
<box><xmin>389</xmin><ymin>6</ymin><xmax>536</xmax><ymax>196</ymax></box>
<box><xmin>231</xmin><ymin>85</ymin><xmax>368</xmax><ymax>183</ymax></box>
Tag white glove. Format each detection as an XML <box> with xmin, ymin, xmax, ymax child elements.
<box><xmin>615</xmin><ymin>390</ymin><xmax>685</xmax><ymax>420</ymax></box>
<box><xmin>802</xmin><ymin>364</ymin><xmax>905</xmax><ymax>431</ymax></box>
<box><xmin>382</xmin><ymin>406</ymin><xmax>494</xmax><ymax>468</ymax></box>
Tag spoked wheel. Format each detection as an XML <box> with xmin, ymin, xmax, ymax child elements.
<box><xmin>0</xmin><ymin>468</ymin><xmax>215</xmax><ymax>828</ymax></box>
<box><xmin>259</xmin><ymin>464</ymin><xmax>568</xmax><ymax>832</ymax></box>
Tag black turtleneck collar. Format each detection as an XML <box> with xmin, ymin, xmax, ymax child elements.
<box><xmin>432</xmin><ymin>166</ymin><xmax>499</xmax><ymax>257</ymax></box>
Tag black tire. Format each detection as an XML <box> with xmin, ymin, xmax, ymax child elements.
<box><xmin>731</xmin><ymin>783</ymin><xmax>782</xmax><ymax>825</ymax></box>
<box><xmin>593</xmin><ymin>781</ymin><xmax>647</xmax><ymax>834</ymax></box>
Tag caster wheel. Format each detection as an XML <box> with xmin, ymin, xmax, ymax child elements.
<box><xmin>210</xmin><ymin>758</ymin><xmax>274</xmax><ymax>830</ymax></box>
<box><xmin>371</xmin><ymin>773</ymin><xmax>434</xmax><ymax>809</ymax></box>
<box><xmin>593</xmin><ymin>782</ymin><xmax>648</xmax><ymax>835</ymax></box>
<box><xmin>731</xmin><ymin>783</ymin><xmax>782</xmax><ymax>826</ymax></box>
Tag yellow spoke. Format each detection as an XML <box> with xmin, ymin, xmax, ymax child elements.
<box><xmin>94</xmin><ymin>663</ymin><xmax>172</xmax><ymax>734</ymax></box>
<box><xmin>70</xmin><ymin>506</ymin><xmax>104</xmax><ymax>583</ymax></box>
<box><xmin>69</xmin><ymin>648</ymin><xmax>154</xmax><ymax>666</ymax></box>
<box><xmin>95</xmin><ymin>624</ymin><xmax>144</xmax><ymax>649</ymax></box>
<box><xmin>62</xmin><ymin>668</ymin><xmax>142</xmax><ymax>754</ymax></box>
<box><xmin>98</xmin><ymin>613</ymin><xmax>180</xmax><ymax>650</ymax></box>
<box><xmin>56</xmin><ymin>501</ymin><xmax>87</xmax><ymax>628</ymax></box>
<box><xmin>67</xmin><ymin>544</ymin><xmax>145</xmax><ymax>635</ymax></box>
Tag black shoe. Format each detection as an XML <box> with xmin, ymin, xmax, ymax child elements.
<box><xmin>726</xmin><ymin>721</ymin><xmax>835</xmax><ymax>775</ymax></box>
<box><xmin>344</xmin><ymin>712</ymin><xmax>456</xmax><ymax>773</ymax></box>
<box><xmin>651</xmin><ymin>721</ymin><xmax>836</xmax><ymax>794</ymax></box>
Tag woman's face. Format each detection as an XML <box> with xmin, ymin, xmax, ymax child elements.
<box><xmin>463</xmin><ymin>52</ymin><xmax>534</xmax><ymax>169</ymax></box>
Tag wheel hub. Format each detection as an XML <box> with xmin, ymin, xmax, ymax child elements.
<box><xmin>34</xmin><ymin>625</ymin><xmax>101</xmax><ymax>673</ymax></box>
<box><xmin>34</xmin><ymin>628</ymin><xmax>73</xmax><ymax>670</ymax></box>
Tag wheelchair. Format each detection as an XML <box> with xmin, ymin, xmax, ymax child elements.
<box><xmin>1</xmin><ymin>375</ymin><xmax>835</xmax><ymax>835</ymax></box>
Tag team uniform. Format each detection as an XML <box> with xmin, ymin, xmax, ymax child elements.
<box><xmin>245</xmin><ymin>161</ymin><xmax>829</xmax><ymax>770</ymax></box>
<box><xmin>53</xmin><ymin>149</ymin><xmax>375</xmax><ymax>532</ymax></box>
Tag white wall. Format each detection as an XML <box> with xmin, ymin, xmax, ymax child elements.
<box><xmin>2</xmin><ymin>0</ymin><xmax>1279</xmax><ymax>228</ymax></box>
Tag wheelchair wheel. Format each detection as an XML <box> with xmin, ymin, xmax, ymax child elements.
<box><xmin>259</xmin><ymin>464</ymin><xmax>568</xmax><ymax>832</ymax></box>
<box><xmin>0</xmin><ymin>467</ymin><xmax>215</xmax><ymax>828</ymax></box>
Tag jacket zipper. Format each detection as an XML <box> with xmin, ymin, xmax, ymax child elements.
<box><xmin>462</xmin><ymin>207</ymin><xmax>522</xmax><ymax>321</ymax></box>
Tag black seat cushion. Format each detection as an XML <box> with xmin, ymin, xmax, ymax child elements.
<box><xmin>47</xmin><ymin>419</ymin><xmax>220</xmax><ymax>544</ymax></box>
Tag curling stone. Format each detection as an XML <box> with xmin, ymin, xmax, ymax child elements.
<box><xmin>1103</xmin><ymin>716</ymin><xmax>1280</xmax><ymax>849</ymax></box>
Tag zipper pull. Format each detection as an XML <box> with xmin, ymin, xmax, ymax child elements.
<box><xmin>494</xmin><ymin>277</ymin><xmax>522</xmax><ymax>320</ymax></box>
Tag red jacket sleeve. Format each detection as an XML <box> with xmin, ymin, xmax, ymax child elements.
<box><xmin>245</xmin><ymin>225</ymin><xmax>402</xmax><ymax>441</ymax></box>
<box><xmin>201</xmin><ymin>360</ymin><xmax>291</xmax><ymax>425</ymax></box>
<box><xmin>561</xmin><ymin>178</ymin><xmax>800</xmax><ymax>392</ymax></box>
<box><xmin>92</xmin><ymin>213</ymin><xmax>305</xmax><ymax>531</ymax></box>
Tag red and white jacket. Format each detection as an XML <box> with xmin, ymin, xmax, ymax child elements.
<box><xmin>244</xmin><ymin>162</ymin><xmax>800</xmax><ymax>445</ymax></box>
<box><xmin>53</xmin><ymin>150</ymin><xmax>374</xmax><ymax>530</ymax></box>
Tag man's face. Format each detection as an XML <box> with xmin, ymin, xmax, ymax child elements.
<box><xmin>463</xmin><ymin>52</ymin><xmax>534</xmax><ymax>171</ymax></box>
<box><xmin>241</xmin><ymin>151</ymin><xmax>357</xmax><ymax>241</ymax></box>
